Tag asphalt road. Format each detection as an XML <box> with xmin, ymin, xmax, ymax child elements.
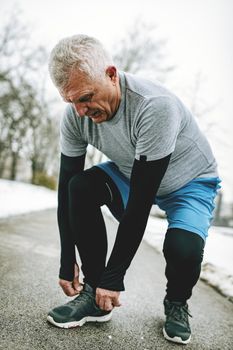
<box><xmin>0</xmin><ymin>209</ymin><xmax>232</xmax><ymax>350</ymax></box>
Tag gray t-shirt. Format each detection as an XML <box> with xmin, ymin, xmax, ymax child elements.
<box><xmin>60</xmin><ymin>71</ymin><xmax>218</xmax><ymax>196</ymax></box>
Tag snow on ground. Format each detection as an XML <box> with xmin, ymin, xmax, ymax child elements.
<box><xmin>0</xmin><ymin>179</ymin><xmax>233</xmax><ymax>300</ymax></box>
<box><xmin>0</xmin><ymin>179</ymin><xmax>57</xmax><ymax>217</ymax></box>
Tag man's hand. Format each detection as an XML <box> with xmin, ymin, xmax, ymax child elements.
<box><xmin>59</xmin><ymin>263</ymin><xmax>83</xmax><ymax>296</ymax></box>
<box><xmin>95</xmin><ymin>288</ymin><xmax>121</xmax><ymax>311</ymax></box>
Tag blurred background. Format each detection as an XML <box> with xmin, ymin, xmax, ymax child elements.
<box><xmin>0</xmin><ymin>0</ymin><xmax>233</xmax><ymax>226</ymax></box>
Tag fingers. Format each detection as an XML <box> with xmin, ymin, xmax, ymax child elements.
<box><xmin>74</xmin><ymin>263</ymin><xmax>80</xmax><ymax>277</ymax></box>
<box><xmin>72</xmin><ymin>264</ymin><xmax>83</xmax><ymax>292</ymax></box>
<box><xmin>95</xmin><ymin>288</ymin><xmax>121</xmax><ymax>311</ymax></box>
<box><xmin>97</xmin><ymin>296</ymin><xmax>121</xmax><ymax>311</ymax></box>
<box><xmin>72</xmin><ymin>277</ymin><xmax>83</xmax><ymax>293</ymax></box>
<box><xmin>59</xmin><ymin>262</ymin><xmax>83</xmax><ymax>297</ymax></box>
<box><xmin>62</xmin><ymin>284</ymin><xmax>79</xmax><ymax>297</ymax></box>
<box><xmin>113</xmin><ymin>298</ymin><xmax>121</xmax><ymax>307</ymax></box>
<box><xmin>59</xmin><ymin>279</ymin><xmax>80</xmax><ymax>297</ymax></box>
<box><xmin>97</xmin><ymin>295</ymin><xmax>113</xmax><ymax>311</ymax></box>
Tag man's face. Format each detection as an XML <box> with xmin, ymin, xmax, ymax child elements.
<box><xmin>62</xmin><ymin>67</ymin><xmax>120</xmax><ymax>124</ymax></box>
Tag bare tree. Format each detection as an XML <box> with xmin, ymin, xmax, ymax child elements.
<box><xmin>0</xmin><ymin>73</ymin><xmax>33</xmax><ymax>179</ymax></box>
<box><xmin>0</xmin><ymin>12</ymin><xmax>59</xmax><ymax>183</ymax></box>
<box><xmin>185</xmin><ymin>71</ymin><xmax>221</xmax><ymax>134</ymax></box>
<box><xmin>113</xmin><ymin>19</ymin><xmax>175</xmax><ymax>82</ymax></box>
<box><xmin>24</xmin><ymin>97</ymin><xmax>59</xmax><ymax>184</ymax></box>
<box><xmin>185</xmin><ymin>71</ymin><xmax>227</xmax><ymax>222</ymax></box>
<box><xmin>0</xmin><ymin>10</ymin><xmax>46</xmax><ymax>81</ymax></box>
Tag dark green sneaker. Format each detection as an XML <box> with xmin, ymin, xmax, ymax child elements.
<box><xmin>47</xmin><ymin>283</ymin><xmax>112</xmax><ymax>328</ymax></box>
<box><xmin>163</xmin><ymin>298</ymin><xmax>192</xmax><ymax>344</ymax></box>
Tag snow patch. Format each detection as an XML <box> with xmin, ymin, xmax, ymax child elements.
<box><xmin>200</xmin><ymin>263</ymin><xmax>233</xmax><ymax>302</ymax></box>
<box><xmin>0</xmin><ymin>179</ymin><xmax>57</xmax><ymax>218</ymax></box>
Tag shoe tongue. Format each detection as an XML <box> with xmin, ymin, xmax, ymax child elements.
<box><xmin>172</xmin><ymin>301</ymin><xmax>186</xmax><ymax>306</ymax></box>
<box><xmin>83</xmin><ymin>283</ymin><xmax>94</xmax><ymax>293</ymax></box>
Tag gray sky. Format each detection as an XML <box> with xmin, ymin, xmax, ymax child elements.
<box><xmin>1</xmin><ymin>0</ymin><xmax>233</xmax><ymax>200</ymax></box>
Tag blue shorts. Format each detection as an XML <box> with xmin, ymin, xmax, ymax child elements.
<box><xmin>96</xmin><ymin>161</ymin><xmax>221</xmax><ymax>241</ymax></box>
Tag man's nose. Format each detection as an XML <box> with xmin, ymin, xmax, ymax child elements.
<box><xmin>74</xmin><ymin>103</ymin><xmax>88</xmax><ymax>117</ymax></box>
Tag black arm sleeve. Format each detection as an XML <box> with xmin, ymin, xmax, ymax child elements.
<box><xmin>57</xmin><ymin>152</ymin><xmax>86</xmax><ymax>281</ymax></box>
<box><xmin>98</xmin><ymin>154</ymin><xmax>171</xmax><ymax>291</ymax></box>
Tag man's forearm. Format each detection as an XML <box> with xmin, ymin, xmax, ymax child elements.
<box><xmin>97</xmin><ymin>206</ymin><xmax>152</xmax><ymax>290</ymax></box>
<box><xmin>57</xmin><ymin>153</ymin><xmax>86</xmax><ymax>281</ymax></box>
<box><xmin>98</xmin><ymin>154</ymin><xmax>171</xmax><ymax>291</ymax></box>
<box><xmin>57</xmin><ymin>198</ymin><xmax>77</xmax><ymax>281</ymax></box>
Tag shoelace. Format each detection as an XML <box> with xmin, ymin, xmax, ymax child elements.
<box><xmin>67</xmin><ymin>290</ymin><xmax>93</xmax><ymax>307</ymax></box>
<box><xmin>167</xmin><ymin>303</ymin><xmax>192</xmax><ymax>325</ymax></box>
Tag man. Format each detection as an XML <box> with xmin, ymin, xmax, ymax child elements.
<box><xmin>47</xmin><ymin>34</ymin><xmax>221</xmax><ymax>344</ymax></box>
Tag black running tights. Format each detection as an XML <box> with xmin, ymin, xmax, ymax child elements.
<box><xmin>68</xmin><ymin>166</ymin><xmax>205</xmax><ymax>302</ymax></box>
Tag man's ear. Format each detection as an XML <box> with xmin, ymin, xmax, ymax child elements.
<box><xmin>106</xmin><ymin>66</ymin><xmax>117</xmax><ymax>83</ymax></box>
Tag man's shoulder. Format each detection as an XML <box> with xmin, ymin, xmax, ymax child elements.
<box><xmin>121</xmin><ymin>71</ymin><xmax>172</xmax><ymax>100</ymax></box>
<box><xmin>120</xmin><ymin>72</ymin><xmax>182</xmax><ymax>117</ymax></box>
<box><xmin>61</xmin><ymin>104</ymin><xmax>82</xmax><ymax>134</ymax></box>
<box><xmin>63</xmin><ymin>103</ymin><xmax>76</xmax><ymax>119</ymax></box>
<box><xmin>62</xmin><ymin>104</ymin><xmax>87</xmax><ymax>128</ymax></box>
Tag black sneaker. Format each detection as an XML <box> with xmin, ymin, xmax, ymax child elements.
<box><xmin>47</xmin><ymin>283</ymin><xmax>112</xmax><ymax>328</ymax></box>
<box><xmin>163</xmin><ymin>298</ymin><xmax>192</xmax><ymax>344</ymax></box>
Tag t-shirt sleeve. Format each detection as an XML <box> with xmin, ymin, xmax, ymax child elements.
<box><xmin>135</xmin><ymin>96</ymin><xmax>181</xmax><ymax>161</ymax></box>
<box><xmin>60</xmin><ymin>104</ymin><xmax>88</xmax><ymax>157</ymax></box>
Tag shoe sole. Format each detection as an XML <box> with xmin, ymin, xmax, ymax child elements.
<box><xmin>163</xmin><ymin>327</ymin><xmax>191</xmax><ymax>345</ymax></box>
<box><xmin>47</xmin><ymin>311</ymin><xmax>112</xmax><ymax>329</ymax></box>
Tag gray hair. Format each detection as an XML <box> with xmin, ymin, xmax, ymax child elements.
<box><xmin>48</xmin><ymin>34</ymin><xmax>114</xmax><ymax>92</ymax></box>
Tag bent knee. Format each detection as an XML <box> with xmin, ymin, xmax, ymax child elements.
<box><xmin>68</xmin><ymin>172</ymin><xmax>91</xmax><ymax>199</ymax></box>
<box><xmin>163</xmin><ymin>228</ymin><xmax>204</xmax><ymax>264</ymax></box>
